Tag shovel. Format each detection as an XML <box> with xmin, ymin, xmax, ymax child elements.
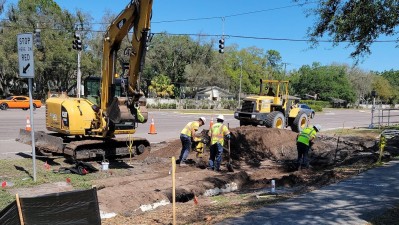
<box><xmin>226</xmin><ymin>138</ymin><xmax>234</xmax><ymax>172</ymax></box>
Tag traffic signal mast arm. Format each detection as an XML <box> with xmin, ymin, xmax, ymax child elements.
<box><xmin>100</xmin><ymin>0</ymin><xmax>152</xmax><ymax>112</ymax></box>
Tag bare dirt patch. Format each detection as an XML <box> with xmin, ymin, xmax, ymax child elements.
<box><xmin>97</xmin><ymin>127</ymin><xmax>385</xmax><ymax>224</ymax></box>
<box><xmin>5</xmin><ymin>127</ymin><xmax>392</xmax><ymax>224</ymax></box>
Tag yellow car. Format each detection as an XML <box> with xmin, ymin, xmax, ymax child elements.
<box><xmin>0</xmin><ymin>96</ymin><xmax>42</xmax><ymax>110</ymax></box>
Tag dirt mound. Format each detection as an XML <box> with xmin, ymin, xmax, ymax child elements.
<box><xmin>230</xmin><ymin>127</ymin><xmax>298</xmax><ymax>162</ymax></box>
<box><xmin>228</xmin><ymin>127</ymin><xmax>379</xmax><ymax>169</ymax></box>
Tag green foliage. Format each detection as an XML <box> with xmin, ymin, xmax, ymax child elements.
<box><xmin>220</xmin><ymin>99</ymin><xmax>237</xmax><ymax>110</ymax></box>
<box><xmin>300</xmin><ymin>100</ymin><xmax>330</xmax><ymax>112</ymax></box>
<box><xmin>0</xmin><ymin>0</ymin><xmax>98</xmax><ymax>99</ymax></box>
<box><xmin>372</xmin><ymin>75</ymin><xmax>394</xmax><ymax>103</ymax></box>
<box><xmin>0</xmin><ymin>189</ymin><xmax>14</xmax><ymax>210</ymax></box>
<box><xmin>347</xmin><ymin>67</ymin><xmax>374</xmax><ymax>104</ymax></box>
<box><xmin>296</xmin><ymin>0</ymin><xmax>399</xmax><ymax>58</ymax></box>
<box><xmin>143</xmin><ymin>33</ymin><xmax>228</xmax><ymax>97</ymax></box>
<box><xmin>183</xmin><ymin>99</ymin><xmax>197</xmax><ymax>109</ymax></box>
<box><xmin>148</xmin><ymin>74</ymin><xmax>175</xmax><ymax>98</ymax></box>
<box><xmin>147</xmin><ymin>103</ymin><xmax>176</xmax><ymax>109</ymax></box>
<box><xmin>376</xmin><ymin>70</ymin><xmax>399</xmax><ymax>103</ymax></box>
<box><xmin>290</xmin><ymin>63</ymin><xmax>356</xmax><ymax>103</ymax></box>
<box><xmin>224</xmin><ymin>46</ymin><xmax>284</xmax><ymax>97</ymax></box>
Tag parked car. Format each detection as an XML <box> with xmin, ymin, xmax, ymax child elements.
<box><xmin>0</xmin><ymin>96</ymin><xmax>42</xmax><ymax>110</ymax></box>
<box><xmin>298</xmin><ymin>103</ymin><xmax>315</xmax><ymax>119</ymax></box>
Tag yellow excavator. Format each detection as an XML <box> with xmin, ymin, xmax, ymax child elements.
<box><xmin>18</xmin><ymin>0</ymin><xmax>153</xmax><ymax>160</ymax></box>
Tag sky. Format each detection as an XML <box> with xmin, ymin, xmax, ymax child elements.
<box><xmin>4</xmin><ymin>0</ymin><xmax>399</xmax><ymax>72</ymax></box>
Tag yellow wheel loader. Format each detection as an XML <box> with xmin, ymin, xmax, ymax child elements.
<box><xmin>18</xmin><ymin>0</ymin><xmax>153</xmax><ymax>160</ymax></box>
<box><xmin>234</xmin><ymin>79</ymin><xmax>309</xmax><ymax>132</ymax></box>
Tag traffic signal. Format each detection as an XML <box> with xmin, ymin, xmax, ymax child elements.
<box><xmin>72</xmin><ymin>33</ymin><xmax>82</xmax><ymax>51</ymax></box>
<box><xmin>218</xmin><ymin>38</ymin><xmax>225</xmax><ymax>54</ymax></box>
<box><xmin>34</xmin><ymin>29</ymin><xmax>42</xmax><ymax>48</ymax></box>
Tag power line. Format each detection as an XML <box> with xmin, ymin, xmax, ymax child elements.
<box><xmin>1</xmin><ymin>24</ymin><xmax>397</xmax><ymax>43</ymax></box>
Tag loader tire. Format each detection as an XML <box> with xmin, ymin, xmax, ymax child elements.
<box><xmin>291</xmin><ymin>112</ymin><xmax>308</xmax><ymax>133</ymax></box>
<box><xmin>265</xmin><ymin>111</ymin><xmax>285</xmax><ymax>129</ymax></box>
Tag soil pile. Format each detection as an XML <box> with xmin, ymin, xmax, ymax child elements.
<box><xmin>230</xmin><ymin>127</ymin><xmax>298</xmax><ymax>162</ymax></box>
<box><xmin>229</xmin><ymin>127</ymin><xmax>379</xmax><ymax>169</ymax></box>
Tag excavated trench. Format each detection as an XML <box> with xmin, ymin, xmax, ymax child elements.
<box><xmin>97</xmin><ymin>127</ymin><xmax>392</xmax><ymax>216</ymax></box>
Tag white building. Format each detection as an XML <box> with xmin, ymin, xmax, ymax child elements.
<box><xmin>194</xmin><ymin>86</ymin><xmax>234</xmax><ymax>101</ymax></box>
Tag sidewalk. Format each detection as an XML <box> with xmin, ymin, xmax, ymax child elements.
<box><xmin>220</xmin><ymin>160</ymin><xmax>399</xmax><ymax>225</ymax></box>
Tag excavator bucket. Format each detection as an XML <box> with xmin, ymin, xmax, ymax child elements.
<box><xmin>17</xmin><ymin>129</ymin><xmax>64</xmax><ymax>154</ymax></box>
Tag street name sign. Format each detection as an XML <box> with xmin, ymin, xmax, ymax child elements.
<box><xmin>17</xmin><ymin>33</ymin><xmax>35</xmax><ymax>78</ymax></box>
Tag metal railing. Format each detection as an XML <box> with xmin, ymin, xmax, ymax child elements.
<box><xmin>370</xmin><ymin>108</ymin><xmax>399</xmax><ymax>128</ymax></box>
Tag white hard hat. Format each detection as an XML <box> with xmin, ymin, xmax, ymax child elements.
<box><xmin>199</xmin><ymin>117</ymin><xmax>206</xmax><ymax>124</ymax></box>
<box><xmin>216</xmin><ymin>114</ymin><xmax>224</xmax><ymax>121</ymax></box>
<box><xmin>313</xmin><ymin>124</ymin><xmax>321</xmax><ymax>132</ymax></box>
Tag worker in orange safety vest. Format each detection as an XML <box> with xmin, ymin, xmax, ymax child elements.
<box><xmin>208</xmin><ymin>114</ymin><xmax>230</xmax><ymax>171</ymax></box>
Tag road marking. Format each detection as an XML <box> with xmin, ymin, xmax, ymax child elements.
<box><xmin>0</xmin><ymin>139</ymin><xmax>17</xmax><ymax>142</ymax></box>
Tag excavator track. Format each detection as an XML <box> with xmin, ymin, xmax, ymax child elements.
<box><xmin>64</xmin><ymin>137</ymin><xmax>150</xmax><ymax>160</ymax></box>
<box><xmin>17</xmin><ymin>129</ymin><xmax>150</xmax><ymax>160</ymax></box>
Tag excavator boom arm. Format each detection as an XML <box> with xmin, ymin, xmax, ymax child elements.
<box><xmin>101</xmin><ymin>0</ymin><xmax>153</xmax><ymax>111</ymax></box>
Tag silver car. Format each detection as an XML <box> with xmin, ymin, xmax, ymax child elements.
<box><xmin>298</xmin><ymin>104</ymin><xmax>315</xmax><ymax>119</ymax></box>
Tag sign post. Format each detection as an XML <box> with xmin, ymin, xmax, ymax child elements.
<box><xmin>17</xmin><ymin>33</ymin><xmax>37</xmax><ymax>182</ymax></box>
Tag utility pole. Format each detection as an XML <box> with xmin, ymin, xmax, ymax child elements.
<box><xmin>238</xmin><ymin>61</ymin><xmax>243</xmax><ymax>108</ymax></box>
<box><xmin>72</xmin><ymin>24</ymin><xmax>83</xmax><ymax>98</ymax></box>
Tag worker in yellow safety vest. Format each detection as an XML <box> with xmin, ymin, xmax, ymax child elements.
<box><xmin>296</xmin><ymin>124</ymin><xmax>321</xmax><ymax>170</ymax></box>
<box><xmin>208</xmin><ymin>114</ymin><xmax>230</xmax><ymax>171</ymax></box>
<box><xmin>178</xmin><ymin>117</ymin><xmax>206</xmax><ymax>167</ymax></box>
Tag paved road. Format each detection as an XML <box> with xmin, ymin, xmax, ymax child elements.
<box><xmin>220</xmin><ymin>160</ymin><xmax>399</xmax><ymax>225</ymax></box>
<box><xmin>0</xmin><ymin>108</ymin><xmax>372</xmax><ymax>158</ymax></box>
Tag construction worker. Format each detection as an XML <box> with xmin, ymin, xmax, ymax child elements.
<box><xmin>208</xmin><ymin>114</ymin><xmax>230</xmax><ymax>171</ymax></box>
<box><xmin>266</xmin><ymin>86</ymin><xmax>275</xmax><ymax>96</ymax></box>
<box><xmin>178</xmin><ymin>117</ymin><xmax>206</xmax><ymax>167</ymax></box>
<box><xmin>296</xmin><ymin>124</ymin><xmax>321</xmax><ymax>170</ymax></box>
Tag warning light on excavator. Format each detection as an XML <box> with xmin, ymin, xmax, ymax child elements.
<box><xmin>218</xmin><ymin>38</ymin><xmax>225</xmax><ymax>54</ymax></box>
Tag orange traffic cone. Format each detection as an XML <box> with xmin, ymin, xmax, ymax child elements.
<box><xmin>209</xmin><ymin>116</ymin><xmax>214</xmax><ymax>129</ymax></box>
<box><xmin>148</xmin><ymin>118</ymin><xmax>157</xmax><ymax>134</ymax></box>
<box><xmin>25</xmin><ymin>116</ymin><xmax>31</xmax><ymax>131</ymax></box>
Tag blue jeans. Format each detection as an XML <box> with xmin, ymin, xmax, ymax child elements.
<box><xmin>297</xmin><ymin>142</ymin><xmax>310</xmax><ymax>169</ymax></box>
<box><xmin>209</xmin><ymin>143</ymin><xmax>223</xmax><ymax>170</ymax></box>
<box><xmin>179</xmin><ymin>134</ymin><xmax>192</xmax><ymax>163</ymax></box>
